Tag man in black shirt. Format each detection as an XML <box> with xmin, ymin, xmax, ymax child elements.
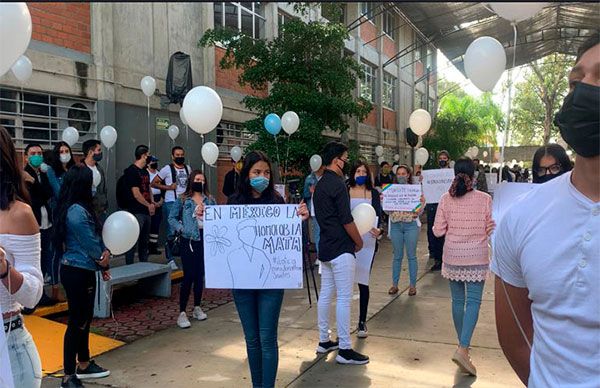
<box><xmin>123</xmin><ymin>145</ymin><xmax>155</xmax><ymax>265</ymax></box>
<box><xmin>313</xmin><ymin>141</ymin><xmax>369</xmax><ymax>365</ymax></box>
<box><xmin>222</xmin><ymin>158</ymin><xmax>242</xmax><ymax>199</ymax></box>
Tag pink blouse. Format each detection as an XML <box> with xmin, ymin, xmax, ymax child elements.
<box><xmin>433</xmin><ymin>190</ymin><xmax>492</xmax><ymax>282</ymax></box>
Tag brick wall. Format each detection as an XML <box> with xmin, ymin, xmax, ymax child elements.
<box><xmin>363</xmin><ymin>106</ymin><xmax>377</xmax><ymax>127</ymax></box>
<box><xmin>383</xmin><ymin>108</ymin><xmax>396</xmax><ymax>130</ymax></box>
<box><xmin>29</xmin><ymin>3</ymin><xmax>91</xmax><ymax>53</ymax></box>
<box><xmin>215</xmin><ymin>47</ymin><xmax>268</xmax><ymax>98</ymax></box>
<box><xmin>415</xmin><ymin>61</ymin><xmax>424</xmax><ymax>79</ymax></box>
<box><xmin>359</xmin><ymin>19</ymin><xmax>377</xmax><ymax>48</ymax></box>
<box><xmin>383</xmin><ymin>36</ymin><xmax>396</xmax><ymax>59</ymax></box>
<box><xmin>215</xmin><ymin>158</ymin><xmax>234</xmax><ymax>205</ymax></box>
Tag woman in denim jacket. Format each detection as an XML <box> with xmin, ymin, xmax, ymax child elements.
<box><xmin>168</xmin><ymin>170</ymin><xmax>216</xmax><ymax>329</ymax></box>
<box><xmin>53</xmin><ymin>165</ymin><xmax>111</xmax><ymax>388</ymax></box>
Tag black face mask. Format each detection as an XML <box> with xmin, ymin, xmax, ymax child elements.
<box><xmin>536</xmin><ymin>173</ymin><xmax>560</xmax><ymax>184</ymax></box>
<box><xmin>191</xmin><ymin>182</ymin><xmax>204</xmax><ymax>193</ymax></box>
<box><xmin>174</xmin><ymin>157</ymin><xmax>185</xmax><ymax>165</ymax></box>
<box><xmin>438</xmin><ymin>160</ymin><xmax>448</xmax><ymax>168</ymax></box>
<box><xmin>554</xmin><ymin>82</ymin><xmax>600</xmax><ymax>158</ymax></box>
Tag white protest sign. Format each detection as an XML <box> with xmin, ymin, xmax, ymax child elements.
<box><xmin>486</xmin><ymin>173</ymin><xmax>499</xmax><ymax>194</ymax></box>
<box><xmin>274</xmin><ymin>184</ymin><xmax>286</xmax><ymax>200</ymax></box>
<box><xmin>355</xmin><ymin>217</ymin><xmax>378</xmax><ymax>286</ymax></box>
<box><xmin>203</xmin><ymin>204</ymin><xmax>303</xmax><ymax>289</ymax></box>
<box><xmin>381</xmin><ymin>184</ymin><xmax>423</xmax><ymax>212</ymax></box>
<box><xmin>421</xmin><ymin>168</ymin><xmax>455</xmax><ymax>203</ymax></box>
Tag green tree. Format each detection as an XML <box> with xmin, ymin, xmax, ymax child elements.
<box><xmin>510</xmin><ymin>53</ymin><xmax>571</xmax><ymax>145</ymax></box>
<box><xmin>423</xmin><ymin>93</ymin><xmax>503</xmax><ymax>165</ymax></box>
<box><xmin>199</xmin><ymin>16</ymin><xmax>372</xmax><ymax>176</ymax></box>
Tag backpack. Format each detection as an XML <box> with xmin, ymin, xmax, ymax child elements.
<box><xmin>116</xmin><ymin>173</ymin><xmax>132</xmax><ymax>210</ymax></box>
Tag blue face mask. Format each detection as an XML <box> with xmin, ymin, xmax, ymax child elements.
<box><xmin>355</xmin><ymin>176</ymin><xmax>368</xmax><ymax>186</ymax></box>
<box><xmin>28</xmin><ymin>154</ymin><xmax>43</xmax><ymax>168</ymax></box>
<box><xmin>250</xmin><ymin>176</ymin><xmax>269</xmax><ymax>193</ymax></box>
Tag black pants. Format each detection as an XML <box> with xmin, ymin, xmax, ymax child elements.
<box><xmin>61</xmin><ymin>265</ymin><xmax>95</xmax><ymax>375</ymax></box>
<box><xmin>180</xmin><ymin>238</ymin><xmax>205</xmax><ymax>312</ymax></box>
<box><xmin>426</xmin><ymin>204</ymin><xmax>445</xmax><ymax>263</ymax></box>
<box><xmin>358</xmin><ymin>254</ymin><xmax>376</xmax><ymax>325</ymax></box>
<box><xmin>149</xmin><ymin>194</ymin><xmax>163</xmax><ymax>247</ymax></box>
<box><xmin>126</xmin><ymin>213</ymin><xmax>151</xmax><ymax>265</ymax></box>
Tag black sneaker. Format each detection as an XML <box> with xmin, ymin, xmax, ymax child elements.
<box><xmin>357</xmin><ymin>322</ymin><xmax>368</xmax><ymax>338</ymax></box>
<box><xmin>76</xmin><ymin>360</ymin><xmax>110</xmax><ymax>379</ymax></box>
<box><xmin>336</xmin><ymin>348</ymin><xmax>370</xmax><ymax>365</ymax></box>
<box><xmin>430</xmin><ymin>262</ymin><xmax>442</xmax><ymax>271</ymax></box>
<box><xmin>316</xmin><ymin>339</ymin><xmax>339</xmax><ymax>354</ymax></box>
<box><xmin>61</xmin><ymin>375</ymin><xmax>84</xmax><ymax>388</ymax></box>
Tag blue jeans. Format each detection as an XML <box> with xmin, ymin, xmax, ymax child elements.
<box><xmin>449</xmin><ymin>280</ymin><xmax>485</xmax><ymax>348</ymax></box>
<box><xmin>390</xmin><ymin>221</ymin><xmax>419</xmax><ymax>287</ymax></box>
<box><xmin>233</xmin><ymin>289</ymin><xmax>284</xmax><ymax>388</ymax></box>
<box><xmin>163</xmin><ymin>201</ymin><xmax>175</xmax><ymax>262</ymax></box>
<box><xmin>7</xmin><ymin>322</ymin><xmax>42</xmax><ymax>387</ymax></box>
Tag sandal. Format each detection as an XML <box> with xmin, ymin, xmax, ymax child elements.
<box><xmin>388</xmin><ymin>286</ymin><xmax>399</xmax><ymax>295</ymax></box>
<box><xmin>408</xmin><ymin>286</ymin><xmax>417</xmax><ymax>296</ymax></box>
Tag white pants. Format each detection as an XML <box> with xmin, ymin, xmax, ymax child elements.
<box><xmin>7</xmin><ymin>324</ymin><xmax>42</xmax><ymax>388</ymax></box>
<box><xmin>318</xmin><ymin>253</ymin><xmax>356</xmax><ymax>350</ymax></box>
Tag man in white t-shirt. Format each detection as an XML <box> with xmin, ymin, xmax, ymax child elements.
<box><xmin>151</xmin><ymin>146</ymin><xmax>191</xmax><ymax>269</ymax></box>
<box><xmin>492</xmin><ymin>36</ymin><xmax>599</xmax><ymax>387</ymax></box>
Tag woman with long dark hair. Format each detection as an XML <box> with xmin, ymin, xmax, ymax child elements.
<box><xmin>531</xmin><ymin>144</ymin><xmax>573</xmax><ymax>183</ymax></box>
<box><xmin>433</xmin><ymin>158</ymin><xmax>495</xmax><ymax>377</ymax></box>
<box><xmin>54</xmin><ymin>165</ymin><xmax>111</xmax><ymax>388</ymax></box>
<box><xmin>347</xmin><ymin>161</ymin><xmax>383</xmax><ymax>338</ymax></box>
<box><xmin>227</xmin><ymin>151</ymin><xmax>309</xmax><ymax>388</ymax></box>
<box><xmin>388</xmin><ymin>165</ymin><xmax>425</xmax><ymax>296</ymax></box>
<box><xmin>0</xmin><ymin>125</ymin><xmax>44</xmax><ymax>387</ymax></box>
<box><xmin>168</xmin><ymin>170</ymin><xmax>215</xmax><ymax>329</ymax></box>
<box><xmin>46</xmin><ymin>140</ymin><xmax>75</xmax><ymax>300</ymax></box>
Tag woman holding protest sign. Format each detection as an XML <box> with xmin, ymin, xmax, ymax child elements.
<box><xmin>227</xmin><ymin>151</ymin><xmax>309</xmax><ymax>388</ymax></box>
<box><xmin>347</xmin><ymin>162</ymin><xmax>383</xmax><ymax>338</ymax></box>
<box><xmin>168</xmin><ymin>170</ymin><xmax>215</xmax><ymax>329</ymax></box>
<box><xmin>432</xmin><ymin>158</ymin><xmax>495</xmax><ymax>376</ymax></box>
<box><xmin>387</xmin><ymin>165</ymin><xmax>425</xmax><ymax>296</ymax></box>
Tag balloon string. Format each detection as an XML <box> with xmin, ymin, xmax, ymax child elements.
<box><xmin>284</xmin><ymin>134</ymin><xmax>291</xmax><ymax>185</ymax></box>
<box><xmin>186</xmin><ymin>125</ymin><xmax>189</xmax><ymax>143</ymax></box>
<box><xmin>500</xmin><ymin>23</ymin><xmax>518</xmax><ymax>166</ymax></box>
<box><xmin>147</xmin><ymin>97</ymin><xmax>151</xmax><ymax>150</ymax></box>
<box><xmin>274</xmin><ymin>135</ymin><xmax>281</xmax><ymax>182</ymax></box>
<box><xmin>201</xmin><ymin>134</ymin><xmax>205</xmax><ymax>173</ymax></box>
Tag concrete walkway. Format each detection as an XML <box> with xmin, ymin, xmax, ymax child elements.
<box><xmin>42</xmin><ymin>230</ymin><xmax>522</xmax><ymax>387</ymax></box>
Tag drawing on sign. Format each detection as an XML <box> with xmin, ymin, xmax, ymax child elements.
<box><xmin>204</xmin><ymin>205</ymin><xmax>303</xmax><ymax>289</ymax></box>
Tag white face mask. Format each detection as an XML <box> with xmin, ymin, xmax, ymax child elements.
<box><xmin>60</xmin><ymin>153</ymin><xmax>72</xmax><ymax>164</ymax></box>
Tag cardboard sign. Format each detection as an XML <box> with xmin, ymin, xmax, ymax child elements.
<box><xmin>203</xmin><ymin>205</ymin><xmax>303</xmax><ymax>289</ymax></box>
<box><xmin>381</xmin><ymin>184</ymin><xmax>422</xmax><ymax>212</ymax></box>
<box><xmin>421</xmin><ymin>168</ymin><xmax>455</xmax><ymax>204</ymax></box>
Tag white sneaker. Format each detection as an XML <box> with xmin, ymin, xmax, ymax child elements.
<box><xmin>192</xmin><ymin>306</ymin><xmax>207</xmax><ymax>321</ymax></box>
<box><xmin>177</xmin><ymin>312</ymin><xmax>191</xmax><ymax>328</ymax></box>
<box><xmin>169</xmin><ymin>261</ymin><xmax>179</xmax><ymax>270</ymax></box>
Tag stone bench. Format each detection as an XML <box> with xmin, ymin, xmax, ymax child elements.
<box><xmin>94</xmin><ymin>262</ymin><xmax>171</xmax><ymax>318</ymax></box>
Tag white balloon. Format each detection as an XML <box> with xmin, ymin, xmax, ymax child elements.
<box><xmin>92</xmin><ymin>168</ymin><xmax>101</xmax><ymax>187</ymax></box>
<box><xmin>100</xmin><ymin>125</ymin><xmax>117</xmax><ymax>149</ymax></box>
<box><xmin>179</xmin><ymin>108</ymin><xmax>188</xmax><ymax>126</ymax></box>
<box><xmin>201</xmin><ymin>142</ymin><xmax>219</xmax><ymax>166</ymax></box>
<box><xmin>377</xmin><ymin>156</ymin><xmax>385</xmax><ymax>165</ymax></box>
<box><xmin>351</xmin><ymin>203</ymin><xmax>376</xmax><ymax>236</ymax></box>
<box><xmin>409</xmin><ymin>109</ymin><xmax>432</xmax><ymax>136</ymax></box>
<box><xmin>182</xmin><ymin>86</ymin><xmax>223</xmax><ymax>135</ymax></box>
<box><xmin>489</xmin><ymin>2</ymin><xmax>547</xmax><ymax>23</ymax></box>
<box><xmin>449</xmin><ymin>160</ymin><xmax>456</xmax><ymax>168</ymax></box>
<box><xmin>415</xmin><ymin>147</ymin><xmax>429</xmax><ymax>166</ymax></box>
<box><xmin>167</xmin><ymin>125</ymin><xmax>179</xmax><ymax>141</ymax></box>
<box><xmin>230</xmin><ymin>146</ymin><xmax>242</xmax><ymax>162</ymax></box>
<box><xmin>511</xmin><ymin>159</ymin><xmax>517</xmax><ymax>166</ymax></box>
<box><xmin>464</xmin><ymin>36</ymin><xmax>506</xmax><ymax>92</ymax></box>
<box><xmin>61</xmin><ymin>127</ymin><xmax>79</xmax><ymax>147</ymax></box>
<box><xmin>471</xmin><ymin>146</ymin><xmax>479</xmax><ymax>157</ymax></box>
<box><xmin>140</xmin><ymin>76</ymin><xmax>156</xmax><ymax>97</ymax></box>
<box><xmin>102</xmin><ymin>211</ymin><xmax>140</xmax><ymax>255</ymax></box>
<box><xmin>392</xmin><ymin>165</ymin><xmax>399</xmax><ymax>175</ymax></box>
<box><xmin>0</xmin><ymin>3</ymin><xmax>31</xmax><ymax>78</ymax></box>
<box><xmin>394</xmin><ymin>154</ymin><xmax>400</xmax><ymax>162</ymax></box>
<box><xmin>483</xmin><ymin>151</ymin><xmax>489</xmax><ymax>158</ymax></box>
<box><xmin>281</xmin><ymin>111</ymin><xmax>300</xmax><ymax>135</ymax></box>
<box><xmin>11</xmin><ymin>55</ymin><xmax>32</xmax><ymax>83</ymax></box>
<box><xmin>375</xmin><ymin>145</ymin><xmax>384</xmax><ymax>157</ymax></box>
<box><xmin>309</xmin><ymin>154</ymin><xmax>322</xmax><ymax>172</ymax></box>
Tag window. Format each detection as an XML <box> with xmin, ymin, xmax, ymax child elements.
<box><xmin>0</xmin><ymin>87</ymin><xmax>96</xmax><ymax>150</ymax></box>
<box><xmin>360</xmin><ymin>61</ymin><xmax>377</xmax><ymax>103</ymax></box>
<box><xmin>383</xmin><ymin>11</ymin><xmax>395</xmax><ymax>38</ymax></box>
<box><xmin>216</xmin><ymin>121</ymin><xmax>257</xmax><ymax>157</ymax></box>
<box><xmin>414</xmin><ymin>90</ymin><xmax>425</xmax><ymax>109</ymax></box>
<box><xmin>321</xmin><ymin>3</ymin><xmax>345</xmax><ymax>24</ymax></box>
<box><xmin>361</xmin><ymin>2</ymin><xmax>376</xmax><ymax>21</ymax></box>
<box><xmin>382</xmin><ymin>73</ymin><xmax>396</xmax><ymax>109</ymax></box>
<box><xmin>214</xmin><ymin>2</ymin><xmax>265</xmax><ymax>39</ymax></box>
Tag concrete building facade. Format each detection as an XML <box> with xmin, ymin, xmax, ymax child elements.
<box><xmin>1</xmin><ymin>2</ymin><xmax>437</xmax><ymax>206</ymax></box>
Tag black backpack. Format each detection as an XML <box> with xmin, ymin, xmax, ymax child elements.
<box><xmin>116</xmin><ymin>173</ymin><xmax>132</xmax><ymax>210</ymax></box>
